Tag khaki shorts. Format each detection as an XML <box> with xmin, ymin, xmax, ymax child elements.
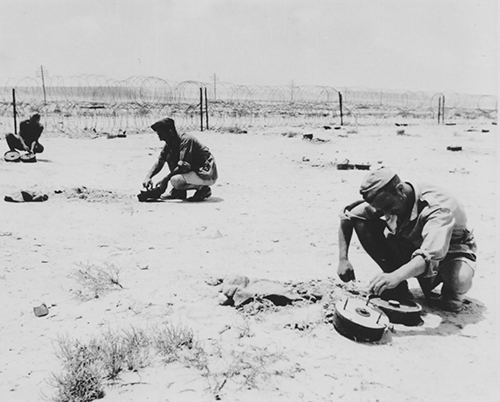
<box><xmin>173</xmin><ymin>172</ymin><xmax>216</xmax><ymax>187</ymax></box>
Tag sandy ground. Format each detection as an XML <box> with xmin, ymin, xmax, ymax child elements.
<box><xmin>0</xmin><ymin>121</ymin><xmax>497</xmax><ymax>401</ymax></box>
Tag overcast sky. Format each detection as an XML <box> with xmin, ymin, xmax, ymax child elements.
<box><xmin>0</xmin><ymin>0</ymin><xmax>497</xmax><ymax>94</ymax></box>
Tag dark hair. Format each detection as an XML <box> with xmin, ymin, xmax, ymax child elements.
<box><xmin>31</xmin><ymin>113</ymin><xmax>41</xmax><ymax>121</ymax></box>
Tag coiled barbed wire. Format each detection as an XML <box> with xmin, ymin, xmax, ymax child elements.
<box><xmin>0</xmin><ymin>75</ymin><xmax>496</xmax><ymax>136</ymax></box>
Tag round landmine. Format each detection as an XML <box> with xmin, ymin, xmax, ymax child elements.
<box><xmin>4</xmin><ymin>150</ymin><xmax>21</xmax><ymax>162</ymax></box>
<box><xmin>21</xmin><ymin>152</ymin><xmax>37</xmax><ymax>163</ymax></box>
<box><xmin>369</xmin><ymin>297</ymin><xmax>422</xmax><ymax>326</ymax></box>
<box><xmin>333</xmin><ymin>297</ymin><xmax>390</xmax><ymax>342</ymax></box>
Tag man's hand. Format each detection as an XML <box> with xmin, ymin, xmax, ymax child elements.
<box><xmin>143</xmin><ymin>178</ymin><xmax>153</xmax><ymax>190</ymax></box>
<box><xmin>337</xmin><ymin>259</ymin><xmax>356</xmax><ymax>282</ymax></box>
<box><xmin>368</xmin><ymin>272</ymin><xmax>401</xmax><ymax>296</ymax></box>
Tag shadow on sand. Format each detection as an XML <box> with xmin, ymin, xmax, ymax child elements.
<box><xmin>391</xmin><ymin>289</ymin><xmax>486</xmax><ymax>338</ymax></box>
<box><xmin>140</xmin><ymin>196</ymin><xmax>224</xmax><ymax>204</ymax></box>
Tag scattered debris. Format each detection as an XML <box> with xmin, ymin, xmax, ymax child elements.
<box><xmin>336</xmin><ymin>161</ymin><xmax>355</xmax><ymax>170</ymax></box>
<box><xmin>395</xmin><ymin>123</ymin><xmax>408</xmax><ymax>127</ymax></box>
<box><xmin>4</xmin><ymin>191</ymin><xmax>48</xmax><ymax>203</ymax></box>
<box><xmin>447</xmin><ymin>146</ymin><xmax>462</xmax><ymax>152</ymax></box>
<box><xmin>302</xmin><ymin>133</ymin><xmax>313</xmax><ymax>140</ymax></box>
<box><xmin>449</xmin><ymin>168</ymin><xmax>470</xmax><ymax>175</ymax></box>
<box><xmin>481</xmin><ymin>129</ymin><xmax>490</xmax><ymax>133</ymax></box>
<box><xmin>226</xmin><ymin>127</ymin><xmax>247</xmax><ymax>134</ymax></box>
<box><xmin>336</xmin><ymin>160</ymin><xmax>371</xmax><ymax>170</ymax></box>
<box><xmin>216</xmin><ymin>276</ymin><xmax>321</xmax><ymax>310</ymax></box>
<box><xmin>323</xmin><ymin>125</ymin><xmax>332</xmax><ymax>130</ymax></box>
<box><xmin>33</xmin><ymin>303</ymin><xmax>49</xmax><ymax>317</ymax></box>
<box><xmin>396</xmin><ymin>129</ymin><xmax>406</xmax><ymax>135</ymax></box>
<box><xmin>312</xmin><ymin>137</ymin><xmax>330</xmax><ymax>143</ymax></box>
<box><xmin>106</xmin><ymin>130</ymin><xmax>127</xmax><ymax>139</ymax></box>
<box><xmin>445</xmin><ymin>122</ymin><xmax>457</xmax><ymax>126</ymax></box>
<box><xmin>354</xmin><ymin>163</ymin><xmax>371</xmax><ymax>170</ymax></box>
<box><xmin>206</xmin><ymin>277</ymin><xmax>224</xmax><ymax>286</ymax></box>
<box><xmin>334</xmin><ymin>126</ymin><xmax>342</xmax><ymax>130</ymax></box>
<box><xmin>57</xmin><ymin>186</ymin><xmax>128</xmax><ymax>202</ymax></box>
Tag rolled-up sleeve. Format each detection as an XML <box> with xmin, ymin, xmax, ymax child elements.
<box><xmin>412</xmin><ymin>207</ymin><xmax>455</xmax><ymax>277</ymax></box>
<box><xmin>340</xmin><ymin>200</ymin><xmax>381</xmax><ymax>221</ymax></box>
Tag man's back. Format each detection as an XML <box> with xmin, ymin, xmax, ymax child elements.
<box><xmin>19</xmin><ymin>119</ymin><xmax>43</xmax><ymax>145</ymax></box>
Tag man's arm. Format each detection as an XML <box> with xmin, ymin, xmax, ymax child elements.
<box><xmin>337</xmin><ymin>217</ymin><xmax>356</xmax><ymax>282</ymax></box>
<box><xmin>368</xmin><ymin>255</ymin><xmax>426</xmax><ymax>295</ymax></box>
<box><xmin>143</xmin><ymin>156</ymin><xmax>166</xmax><ymax>189</ymax></box>
<box><xmin>369</xmin><ymin>207</ymin><xmax>455</xmax><ymax>295</ymax></box>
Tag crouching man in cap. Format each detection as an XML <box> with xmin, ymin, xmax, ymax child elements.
<box><xmin>141</xmin><ymin>117</ymin><xmax>218</xmax><ymax>202</ymax></box>
<box><xmin>337</xmin><ymin>167</ymin><xmax>476</xmax><ymax>312</ymax></box>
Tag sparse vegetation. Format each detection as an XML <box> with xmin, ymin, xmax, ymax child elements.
<box><xmin>51</xmin><ymin>324</ymin><xmax>295</xmax><ymax>401</ymax></box>
<box><xmin>72</xmin><ymin>262</ymin><xmax>124</xmax><ymax>300</ymax></box>
<box><xmin>52</xmin><ymin>339</ymin><xmax>105</xmax><ymax>402</ymax></box>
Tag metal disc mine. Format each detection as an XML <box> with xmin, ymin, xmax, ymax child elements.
<box><xmin>4</xmin><ymin>150</ymin><xmax>21</xmax><ymax>162</ymax></box>
<box><xmin>369</xmin><ymin>297</ymin><xmax>423</xmax><ymax>326</ymax></box>
<box><xmin>333</xmin><ymin>297</ymin><xmax>390</xmax><ymax>342</ymax></box>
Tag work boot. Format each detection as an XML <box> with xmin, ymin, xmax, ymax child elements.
<box><xmin>428</xmin><ymin>287</ymin><xmax>465</xmax><ymax>312</ymax></box>
<box><xmin>163</xmin><ymin>189</ymin><xmax>187</xmax><ymax>200</ymax></box>
<box><xmin>187</xmin><ymin>186</ymin><xmax>212</xmax><ymax>202</ymax></box>
<box><xmin>428</xmin><ymin>295</ymin><xmax>464</xmax><ymax>312</ymax></box>
<box><xmin>380</xmin><ymin>281</ymin><xmax>414</xmax><ymax>303</ymax></box>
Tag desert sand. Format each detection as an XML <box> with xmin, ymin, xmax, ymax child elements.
<box><xmin>0</xmin><ymin>121</ymin><xmax>497</xmax><ymax>401</ymax></box>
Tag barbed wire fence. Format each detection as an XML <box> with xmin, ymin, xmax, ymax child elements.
<box><xmin>0</xmin><ymin>74</ymin><xmax>496</xmax><ymax>137</ymax></box>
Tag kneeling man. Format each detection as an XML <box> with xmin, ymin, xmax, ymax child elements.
<box><xmin>142</xmin><ymin>117</ymin><xmax>218</xmax><ymax>202</ymax></box>
<box><xmin>337</xmin><ymin>167</ymin><xmax>476</xmax><ymax>312</ymax></box>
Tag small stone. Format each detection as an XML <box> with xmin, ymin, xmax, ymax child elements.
<box><xmin>33</xmin><ymin>304</ymin><xmax>49</xmax><ymax>317</ymax></box>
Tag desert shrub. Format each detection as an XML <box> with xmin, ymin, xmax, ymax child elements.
<box><xmin>72</xmin><ymin>262</ymin><xmax>123</xmax><ymax>300</ymax></box>
<box><xmin>53</xmin><ymin>339</ymin><xmax>105</xmax><ymax>402</ymax></box>
<box><xmin>121</xmin><ymin>327</ymin><xmax>151</xmax><ymax>371</ymax></box>
<box><xmin>152</xmin><ymin>324</ymin><xmax>195</xmax><ymax>363</ymax></box>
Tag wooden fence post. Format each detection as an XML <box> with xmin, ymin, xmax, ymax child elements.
<box><xmin>204</xmin><ymin>87</ymin><xmax>209</xmax><ymax>130</ymax></box>
<box><xmin>40</xmin><ymin>65</ymin><xmax>47</xmax><ymax>105</ymax></box>
<box><xmin>338</xmin><ymin>92</ymin><xmax>344</xmax><ymax>126</ymax></box>
<box><xmin>199</xmin><ymin>87</ymin><xmax>203</xmax><ymax>131</ymax></box>
<box><xmin>441</xmin><ymin>95</ymin><xmax>445</xmax><ymax>125</ymax></box>
<box><xmin>438</xmin><ymin>96</ymin><xmax>442</xmax><ymax>124</ymax></box>
<box><xmin>12</xmin><ymin>88</ymin><xmax>17</xmax><ymax>134</ymax></box>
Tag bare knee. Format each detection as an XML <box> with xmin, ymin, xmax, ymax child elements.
<box><xmin>442</xmin><ymin>262</ymin><xmax>474</xmax><ymax>296</ymax></box>
<box><xmin>170</xmin><ymin>174</ymin><xmax>187</xmax><ymax>190</ymax></box>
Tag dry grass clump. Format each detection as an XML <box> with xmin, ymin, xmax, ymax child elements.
<box><xmin>52</xmin><ymin>324</ymin><xmax>195</xmax><ymax>401</ymax></box>
<box><xmin>51</xmin><ymin>324</ymin><xmax>294</xmax><ymax>401</ymax></box>
<box><xmin>153</xmin><ymin>324</ymin><xmax>195</xmax><ymax>363</ymax></box>
<box><xmin>53</xmin><ymin>339</ymin><xmax>105</xmax><ymax>402</ymax></box>
<box><xmin>72</xmin><ymin>262</ymin><xmax>123</xmax><ymax>300</ymax></box>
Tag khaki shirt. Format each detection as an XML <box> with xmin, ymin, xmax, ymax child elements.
<box><xmin>341</xmin><ymin>182</ymin><xmax>477</xmax><ymax>277</ymax></box>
